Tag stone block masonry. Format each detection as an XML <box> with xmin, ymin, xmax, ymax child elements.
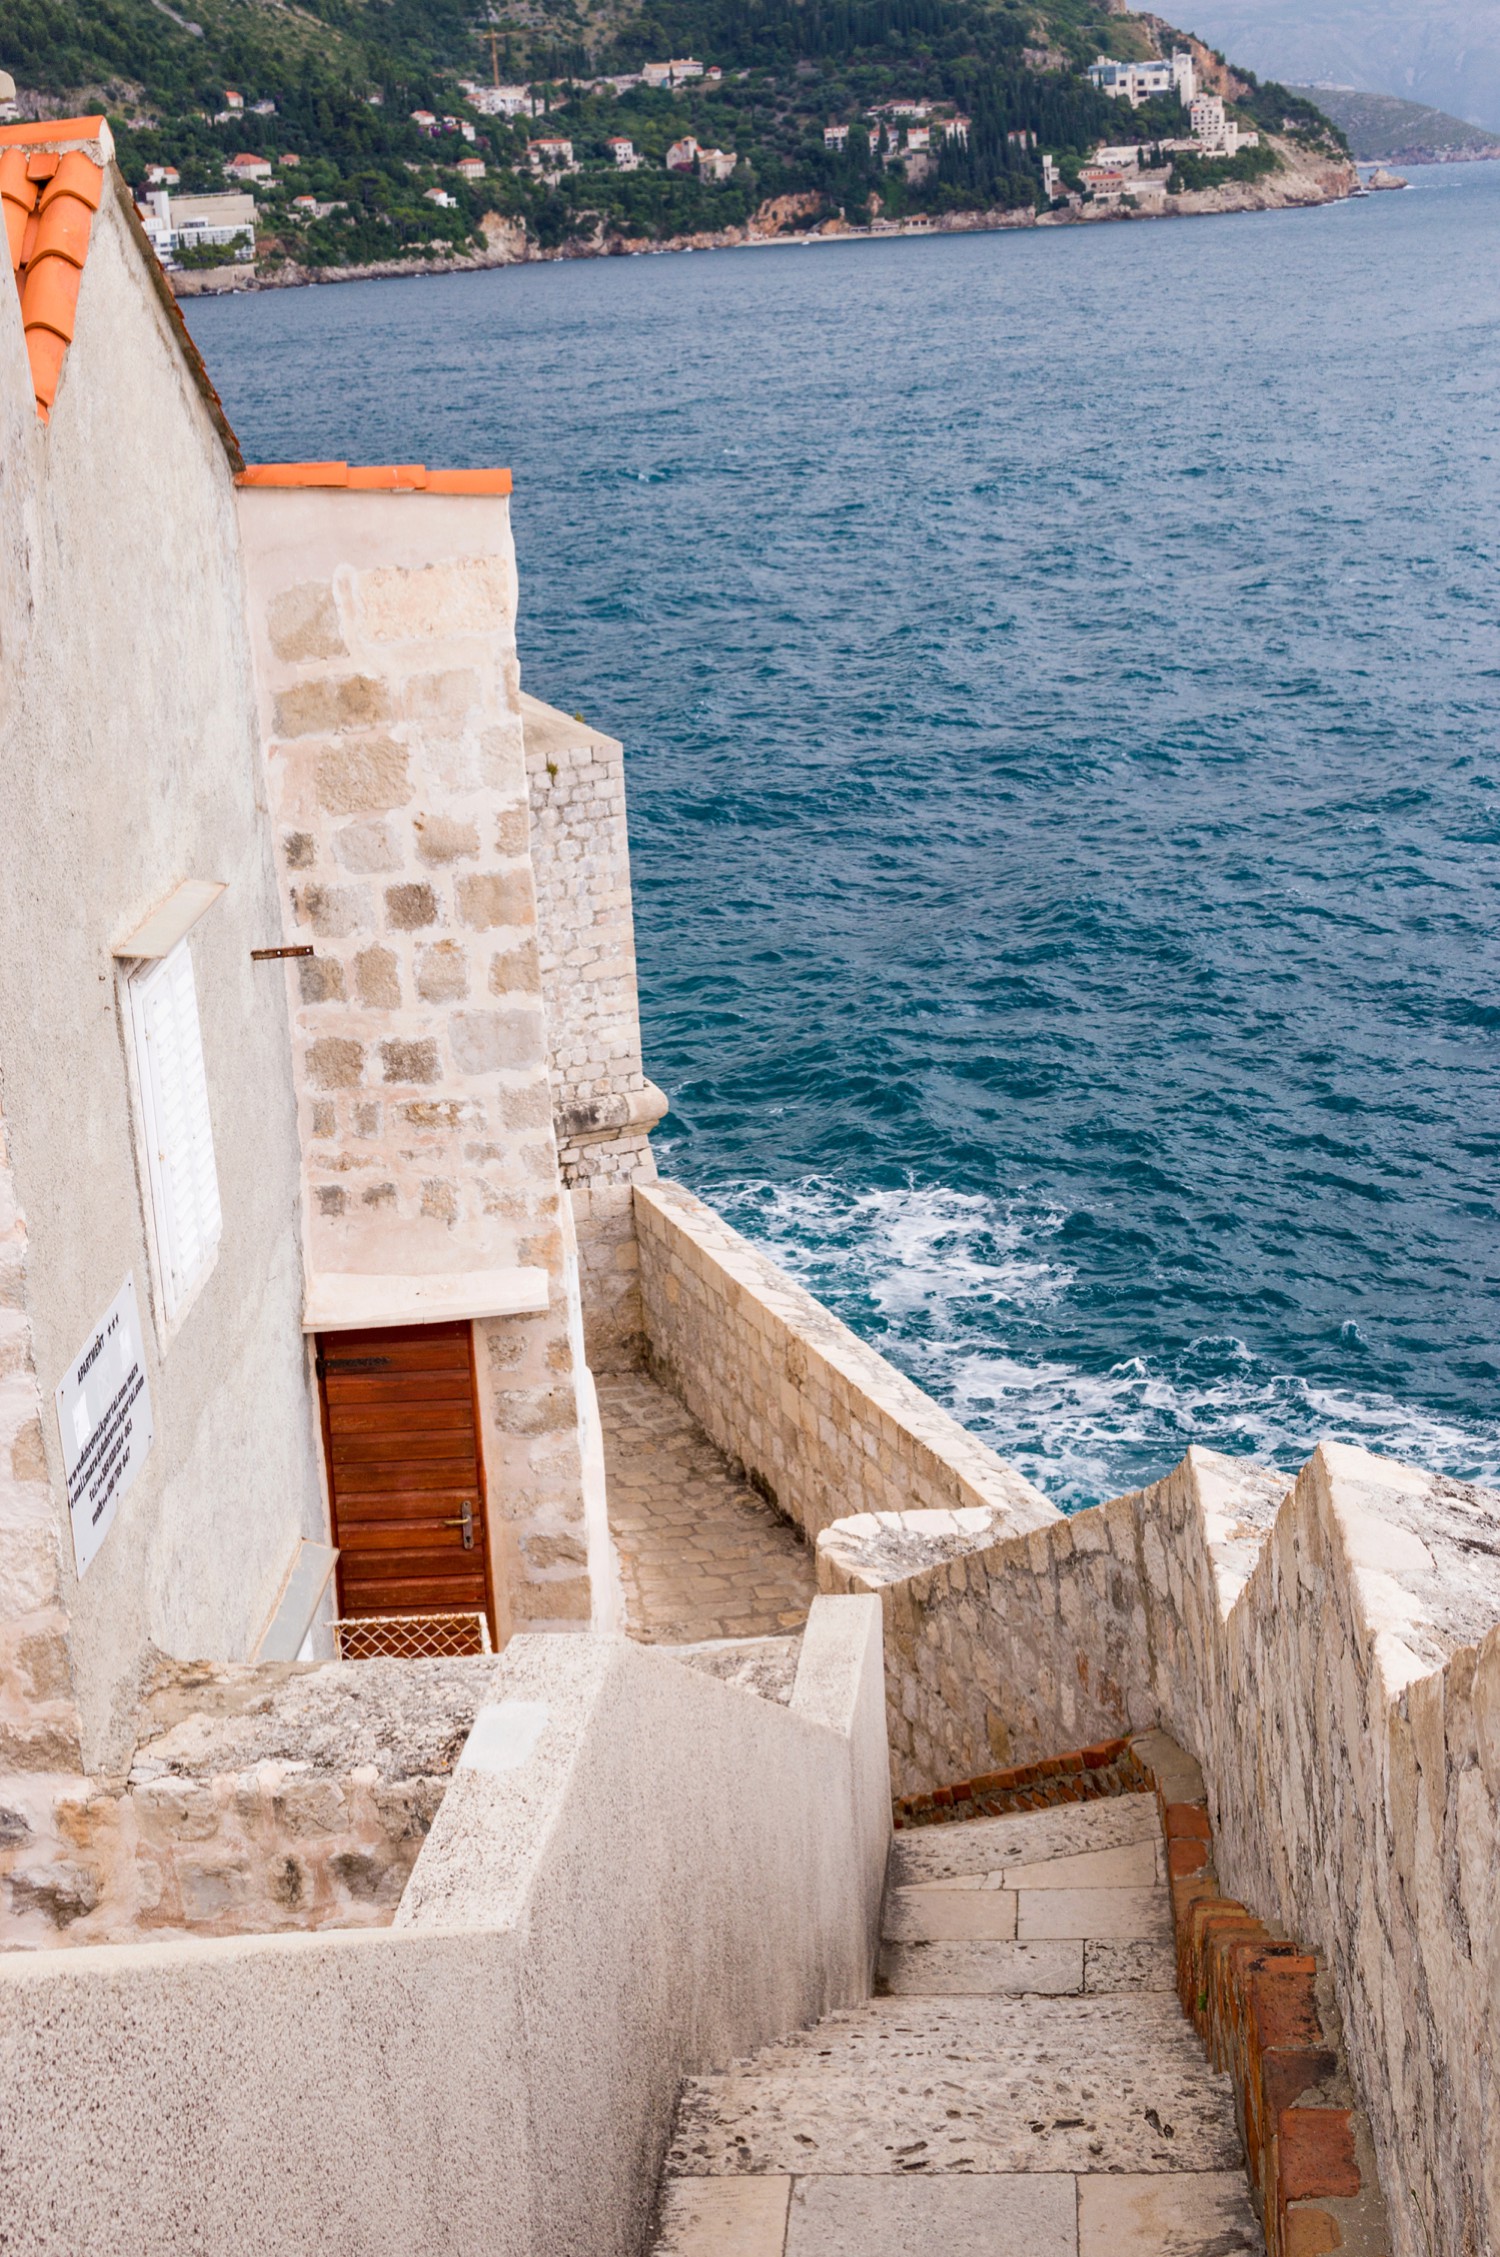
<box><xmin>635</xmin><ymin>1179</ymin><xmax>1057</xmax><ymax>1548</ymax></box>
<box><xmin>0</xmin><ymin>1655</ymin><xmax>494</xmax><ymax>1947</ymax></box>
<box><xmin>237</xmin><ymin>487</ymin><xmax>594</xmax><ymax>1632</ymax></box>
<box><xmin>522</xmin><ymin>695</ymin><xmax>667</xmax><ymax>1368</ymax></box>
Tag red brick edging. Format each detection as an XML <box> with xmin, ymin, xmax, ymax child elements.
<box><xmin>892</xmin><ymin>1736</ymin><xmax>1151</xmax><ymax>1827</ymax></box>
<box><xmin>1158</xmin><ymin>1773</ymin><xmax>1388</xmax><ymax>2257</ymax></box>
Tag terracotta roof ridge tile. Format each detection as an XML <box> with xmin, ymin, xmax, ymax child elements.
<box><xmin>0</xmin><ymin>117</ymin><xmax>115</xmax><ymax>159</ymax></box>
<box><xmin>1</xmin><ymin>129</ymin><xmax>109</xmax><ymax>420</ymax></box>
<box><xmin>236</xmin><ymin>463</ymin><xmax>513</xmax><ymax>496</ymax></box>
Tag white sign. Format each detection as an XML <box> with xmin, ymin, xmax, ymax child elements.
<box><xmin>55</xmin><ymin>1276</ymin><xmax>154</xmax><ymax>1578</ymax></box>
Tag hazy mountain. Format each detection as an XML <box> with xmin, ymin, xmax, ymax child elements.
<box><xmin>1289</xmin><ymin>83</ymin><xmax>1500</xmax><ymax>159</ymax></box>
<box><xmin>1179</xmin><ymin>0</ymin><xmax>1500</xmax><ymax>131</ymax></box>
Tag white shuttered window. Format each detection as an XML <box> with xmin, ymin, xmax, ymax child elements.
<box><xmin>129</xmin><ymin>939</ymin><xmax>222</xmax><ymax>1321</ymax></box>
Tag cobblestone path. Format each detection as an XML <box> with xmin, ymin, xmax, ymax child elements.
<box><xmin>598</xmin><ymin>1371</ymin><xmax>816</xmax><ymax>1645</ymax></box>
<box><xmin>651</xmin><ymin>1792</ymin><xmax>1264</xmax><ymax>2257</ymax></box>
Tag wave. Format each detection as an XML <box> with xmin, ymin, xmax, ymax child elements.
<box><xmin>700</xmin><ymin>1175</ymin><xmax>1500</xmax><ymax>1513</ymax></box>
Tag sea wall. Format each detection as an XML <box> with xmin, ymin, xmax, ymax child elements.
<box><xmin>819</xmin><ymin>1442</ymin><xmax>1500</xmax><ymax>2257</ymax></box>
<box><xmin>0</xmin><ymin>1598</ymin><xmax>889</xmax><ymax>2257</ymax></box>
<box><xmin>635</xmin><ymin>1179</ymin><xmax>1058</xmax><ymax>1549</ymax></box>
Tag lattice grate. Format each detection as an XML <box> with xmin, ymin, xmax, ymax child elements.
<box><xmin>332</xmin><ymin>1612</ymin><xmax>493</xmax><ymax>1661</ymax></box>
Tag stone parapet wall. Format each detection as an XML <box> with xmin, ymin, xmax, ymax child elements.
<box><xmin>816</xmin><ymin>1451</ymin><xmax>1285</xmax><ymax>1791</ymax></box>
<box><xmin>1164</xmin><ymin>1756</ymin><xmax>1391</xmax><ymax>2257</ymax></box>
<box><xmin>0</xmin><ymin>1599</ymin><xmax>889</xmax><ymax>2257</ymax></box>
<box><xmin>635</xmin><ymin>1179</ymin><xmax>1058</xmax><ymax>1547</ymax></box>
<box><xmin>0</xmin><ymin>1654</ymin><xmax>494</xmax><ymax>1946</ymax></box>
<box><xmin>818</xmin><ymin>1442</ymin><xmax>1500</xmax><ymax>2257</ymax></box>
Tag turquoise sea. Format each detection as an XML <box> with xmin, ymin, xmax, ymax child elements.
<box><xmin>189</xmin><ymin>165</ymin><xmax>1500</xmax><ymax>1510</ymax></box>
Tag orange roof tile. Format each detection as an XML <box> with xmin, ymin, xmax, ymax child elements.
<box><xmin>1</xmin><ymin>123</ymin><xmax>109</xmax><ymax>420</ymax></box>
<box><xmin>236</xmin><ymin>462</ymin><xmax>513</xmax><ymax>496</ymax></box>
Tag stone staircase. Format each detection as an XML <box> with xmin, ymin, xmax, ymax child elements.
<box><xmin>651</xmin><ymin>1788</ymin><xmax>1264</xmax><ymax>2256</ymax></box>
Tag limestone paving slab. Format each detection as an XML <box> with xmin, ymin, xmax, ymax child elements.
<box><xmin>1001</xmin><ymin>1839</ymin><xmax>1160</xmax><ymax>1891</ymax></box>
<box><xmin>654</xmin><ymin>2176</ymin><xmax>791</xmax><ymax>2255</ymax></box>
<box><xmin>883</xmin><ymin>1886</ymin><xmax>1018</xmax><ymax>1941</ymax></box>
<box><xmin>1083</xmin><ymin>1939</ymin><xmax>1179</xmax><ymax>1993</ymax></box>
<box><xmin>1017</xmin><ymin>1885</ymin><xmax>1173</xmax><ymax>1943</ymax></box>
<box><xmin>599</xmin><ymin>1370</ymin><xmax>816</xmax><ymax>1644</ymax></box>
<box><xmin>665</xmin><ymin>1996</ymin><xmax>1246</xmax><ymax>2179</ymax></box>
<box><xmin>785</xmin><ymin>2173</ymin><xmax>1077</xmax><ymax>2256</ymax></box>
<box><xmin>879</xmin><ymin>1939</ymin><xmax>1083</xmax><ymax>1995</ymax></box>
<box><xmin>890</xmin><ymin>1794</ymin><xmax>1159</xmax><ymax>1887</ymax></box>
<box><xmin>1076</xmin><ymin>2170</ymin><xmax>1264</xmax><ymax>2255</ymax></box>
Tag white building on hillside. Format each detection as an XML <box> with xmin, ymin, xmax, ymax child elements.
<box><xmin>527</xmin><ymin>135</ymin><xmax>576</xmax><ymax>175</ymax></box>
<box><xmin>1188</xmin><ymin>93</ymin><xmax>1260</xmax><ymax>153</ymax></box>
<box><xmin>1088</xmin><ymin>49</ymin><xmax>1196</xmax><ymax>107</ymax></box>
<box><xmin>136</xmin><ymin>189</ymin><xmax>257</xmax><ymax>260</ymax></box>
<box><xmin>605</xmin><ymin>135</ymin><xmax>640</xmax><ymax>169</ymax></box>
<box><xmin>642</xmin><ymin>58</ymin><xmax>704</xmax><ymax>88</ymax></box>
<box><xmin>697</xmin><ymin>146</ymin><xmax>736</xmax><ymax>181</ymax></box>
<box><xmin>463</xmin><ymin>82</ymin><xmax>537</xmax><ymax>117</ymax></box>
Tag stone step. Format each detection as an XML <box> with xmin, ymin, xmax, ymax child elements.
<box><xmin>655</xmin><ymin>2169</ymin><xmax>1263</xmax><ymax>2255</ymax></box>
<box><xmin>650</xmin><ymin>1784</ymin><xmax>1266</xmax><ymax>2257</ymax></box>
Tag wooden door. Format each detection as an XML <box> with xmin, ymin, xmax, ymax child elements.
<box><xmin>317</xmin><ymin>1321</ymin><xmax>492</xmax><ymax>1633</ymax></box>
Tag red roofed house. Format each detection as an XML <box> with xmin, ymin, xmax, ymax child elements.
<box><xmin>527</xmin><ymin>135</ymin><xmax>576</xmax><ymax>173</ymax></box>
<box><xmin>224</xmin><ymin>152</ymin><xmax>273</xmax><ymax>182</ymax></box>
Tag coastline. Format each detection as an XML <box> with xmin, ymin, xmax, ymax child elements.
<box><xmin>171</xmin><ymin>138</ymin><xmax>1359</xmax><ymax>298</ymax></box>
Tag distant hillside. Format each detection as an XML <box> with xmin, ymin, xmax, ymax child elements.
<box><xmin>1287</xmin><ymin>83</ymin><xmax>1500</xmax><ymax>161</ymax></box>
<box><xmin>0</xmin><ymin>0</ymin><xmax>1346</xmax><ymax>274</ymax></box>
<box><xmin>1176</xmin><ymin>0</ymin><xmax>1500</xmax><ymax>137</ymax></box>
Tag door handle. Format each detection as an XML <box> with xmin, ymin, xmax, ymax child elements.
<box><xmin>443</xmin><ymin>1500</ymin><xmax>476</xmax><ymax>1550</ymax></box>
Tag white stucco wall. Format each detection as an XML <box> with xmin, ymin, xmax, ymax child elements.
<box><xmin>0</xmin><ymin>1595</ymin><xmax>889</xmax><ymax>2256</ymax></box>
<box><xmin>0</xmin><ymin>178</ymin><xmax>324</xmax><ymax>1770</ymax></box>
